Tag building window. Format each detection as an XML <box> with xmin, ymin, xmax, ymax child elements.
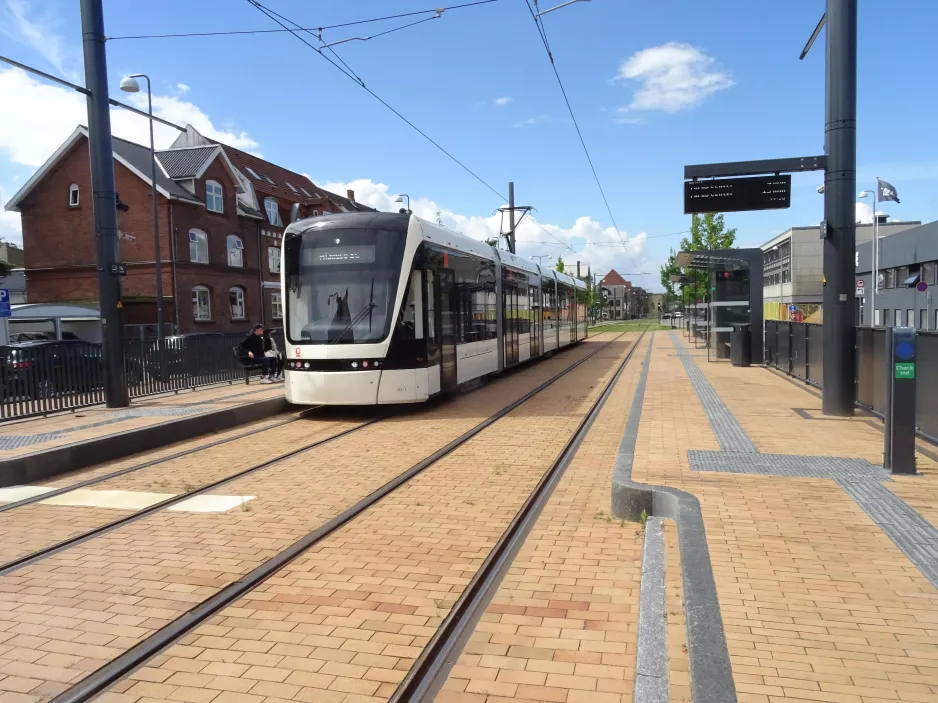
<box><xmin>189</xmin><ymin>229</ymin><xmax>209</xmax><ymax>264</ymax></box>
<box><xmin>923</xmin><ymin>262</ymin><xmax>938</xmax><ymax>286</ymax></box>
<box><xmin>874</xmin><ymin>309</ymin><xmax>881</xmax><ymax>327</ymax></box>
<box><xmin>897</xmin><ymin>266</ymin><xmax>910</xmax><ymax>285</ymax></box>
<box><xmin>885</xmin><ymin>269</ymin><xmax>896</xmax><ymax>288</ymax></box>
<box><xmin>313</xmin><ymin>210</ymin><xmax>320</xmax><ymax>217</ymax></box>
<box><xmin>920</xmin><ymin>309</ymin><xmax>928</xmax><ymax>330</ymax></box>
<box><xmin>227</xmin><ymin>234</ymin><xmax>244</xmax><ymax>268</ymax></box>
<box><xmin>192</xmin><ymin>286</ymin><xmax>211</xmax><ymax>321</ymax></box>
<box><xmin>272</xmin><ymin>292</ymin><xmax>283</xmax><ymax>320</ymax></box>
<box><xmin>907</xmin><ymin>310</ymin><xmax>915</xmax><ymax>327</ymax></box>
<box><xmin>229</xmin><ymin>287</ymin><xmax>246</xmax><ymax>320</ymax></box>
<box><xmin>876</xmin><ymin>270</ymin><xmax>885</xmax><ymax>290</ymax></box>
<box><xmin>206</xmin><ymin>180</ymin><xmax>224</xmax><ymax>213</ymax></box>
<box><xmin>264</xmin><ymin>197</ymin><xmax>282</xmax><ymax>226</ymax></box>
<box><xmin>268</xmin><ymin>246</ymin><xmax>280</xmax><ymax>274</ymax></box>
<box><xmin>894</xmin><ymin>309</ymin><xmax>901</xmax><ymax>327</ymax></box>
<box><xmin>68</xmin><ymin>183</ymin><xmax>79</xmax><ymax>207</ymax></box>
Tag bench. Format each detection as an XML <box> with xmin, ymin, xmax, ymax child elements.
<box><xmin>232</xmin><ymin>347</ymin><xmax>263</xmax><ymax>385</ymax></box>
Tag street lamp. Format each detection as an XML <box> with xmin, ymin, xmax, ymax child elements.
<box><xmin>393</xmin><ymin>194</ymin><xmax>411</xmax><ymax>214</ymax></box>
<box><xmin>120</xmin><ymin>74</ymin><xmax>166</xmax><ymax>359</ymax></box>
<box><xmin>859</xmin><ymin>189</ymin><xmax>878</xmax><ymax>327</ymax></box>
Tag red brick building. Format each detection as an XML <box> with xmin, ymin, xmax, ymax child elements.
<box><xmin>4</xmin><ymin>125</ymin><xmax>371</xmax><ymax>335</ymax></box>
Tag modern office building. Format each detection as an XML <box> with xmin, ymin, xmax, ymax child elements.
<box><xmin>761</xmin><ymin>219</ymin><xmax>921</xmax><ymax>322</ymax></box>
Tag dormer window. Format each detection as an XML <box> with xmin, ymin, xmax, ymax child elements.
<box><xmin>264</xmin><ymin>197</ymin><xmax>282</xmax><ymax>226</ymax></box>
<box><xmin>68</xmin><ymin>183</ymin><xmax>79</xmax><ymax>207</ymax></box>
<box><xmin>206</xmin><ymin>180</ymin><xmax>223</xmax><ymax>213</ymax></box>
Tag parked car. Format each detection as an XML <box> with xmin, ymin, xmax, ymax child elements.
<box><xmin>1</xmin><ymin>340</ymin><xmax>104</xmax><ymax>400</ymax></box>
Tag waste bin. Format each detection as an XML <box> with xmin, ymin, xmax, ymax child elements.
<box><xmin>731</xmin><ymin>323</ymin><xmax>752</xmax><ymax>367</ymax></box>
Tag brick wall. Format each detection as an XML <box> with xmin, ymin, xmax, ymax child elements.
<box><xmin>19</xmin><ymin>136</ymin><xmax>277</xmax><ymax>335</ymax></box>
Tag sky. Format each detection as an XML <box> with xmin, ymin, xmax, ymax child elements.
<box><xmin>1</xmin><ymin>0</ymin><xmax>937</xmax><ymax>292</ymax></box>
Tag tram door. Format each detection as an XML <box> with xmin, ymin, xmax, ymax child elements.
<box><xmin>438</xmin><ymin>269</ymin><xmax>458</xmax><ymax>390</ymax></box>
<box><xmin>504</xmin><ymin>286</ymin><xmax>519</xmax><ymax>366</ymax></box>
<box><xmin>529</xmin><ymin>285</ymin><xmax>540</xmax><ymax>357</ymax></box>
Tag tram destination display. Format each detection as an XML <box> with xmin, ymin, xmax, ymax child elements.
<box><xmin>304</xmin><ymin>244</ymin><xmax>377</xmax><ymax>266</ymax></box>
<box><xmin>684</xmin><ymin>174</ymin><xmax>792</xmax><ymax>214</ymax></box>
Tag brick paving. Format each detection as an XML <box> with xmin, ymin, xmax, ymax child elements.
<box><xmin>437</xmin><ymin>332</ymin><xmax>649</xmax><ymax>703</ymax></box>
<box><xmin>88</xmin><ymin>334</ymin><xmax>641</xmax><ymax>703</ymax></box>
<box><xmin>632</xmin><ymin>332</ymin><xmax>938</xmax><ymax>703</ymax></box>
<box><xmin>0</xmin><ymin>384</ymin><xmax>284</xmax><ymax>458</ymax></box>
<box><xmin>0</xmin><ymin>335</ymin><xmax>627</xmax><ymax>701</ymax></box>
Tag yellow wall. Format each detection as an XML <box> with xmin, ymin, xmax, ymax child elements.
<box><xmin>763</xmin><ymin>302</ymin><xmax>823</xmax><ymax>324</ymax></box>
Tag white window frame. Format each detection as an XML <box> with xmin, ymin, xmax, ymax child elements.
<box><xmin>286</xmin><ymin>182</ymin><xmax>297</xmax><ymax>192</ymax></box>
<box><xmin>272</xmin><ymin>292</ymin><xmax>283</xmax><ymax>320</ymax></box>
<box><xmin>188</xmin><ymin>229</ymin><xmax>209</xmax><ymax>264</ymax></box>
<box><xmin>229</xmin><ymin>287</ymin><xmax>246</xmax><ymax>320</ymax></box>
<box><xmin>268</xmin><ymin>246</ymin><xmax>281</xmax><ymax>274</ymax></box>
<box><xmin>68</xmin><ymin>183</ymin><xmax>79</xmax><ymax>207</ymax></box>
<box><xmin>265</xmin><ymin>197</ymin><xmax>283</xmax><ymax>226</ymax></box>
<box><xmin>206</xmin><ymin>180</ymin><xmax>224</xmax><ymax>213</ymax></box>
<box><xmin>192</xmin><ymin>286</ymin><xmax>211</xmax><ymax>321</ymax></box>
<box><xmin>227</xmin><ymin>234</ymin><xmax>244</xmax><ymax>268</ymax></box>
<box><xmin>245</xmin><ymin>166</ymin><xmax>262</xmax><ymax>180</ymax></box>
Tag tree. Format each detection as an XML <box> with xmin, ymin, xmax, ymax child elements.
<box><xmin>484</xmin><ymin>237</ymin><xmax>499</xmax><ymax>247</ymax></box>
<box><xmin>554</xmin><ymin>256</ymin><xmax>565</xmax><ymax>273</ymax></box>
<box><xmin>659</xmin><ymin>213</ymin><xmax>736</xmax><ymax>306</ymax></box>
<box><xmin>0</xmin><ymin>260</ymin><xmax>13</xmax><ymax>277</ymax></box>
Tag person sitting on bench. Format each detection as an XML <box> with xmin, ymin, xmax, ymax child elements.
<box><xmin>239</xmin><ymin>323</ymin><xmax>275</xmax><ymax>383</ymax></box>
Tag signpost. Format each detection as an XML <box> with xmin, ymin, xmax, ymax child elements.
<box><xmin>884</xmin><ymin>326</ymin><xmax>917</xmax><ymax>474</ymax></box>
<box><xmin>684</xmin><ymin>175</ymin><xmax>792</xmax><ymax>214</ymax></box>
<box><xmin>916</xmin><ymin>281</ymin><xmax>928</xmax><ymax>293</ymax></box>
<box><xmin>0</xmin><ymin>289</ymin><xmax>10</xmax><ymax>346</ymax></box>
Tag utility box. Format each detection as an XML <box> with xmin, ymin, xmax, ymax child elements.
<box><xmin>731</xmin><ymin>323</ymin><xmax>752</xmax><ymax>367</ymax></box>
<box><xmin>884</xmin><ymin>326</ymin><xmax>917</xmax><ymax>474</ymax></box>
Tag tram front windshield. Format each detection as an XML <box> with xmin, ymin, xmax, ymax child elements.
<box><xmin>285</xmin><ymin>227</ymin><xmax>406</xmax><ymax>344</ymax></box>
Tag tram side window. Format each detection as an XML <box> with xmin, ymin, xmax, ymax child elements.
<box><xmin>397</xmin><ymin>270</ymin><xmax>423</xmax><ymax>339</ymax></box>
<box><xmin>426</xmin><ymin>270</ymin><xmax>436</xmax><ymax>342</ymax></box>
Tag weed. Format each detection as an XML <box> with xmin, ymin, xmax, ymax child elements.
<box><xmin>593</xmin><ymin>510</ymin><xmax>613</xmax><ymax>523</ymax></box>
<box><xmin>639</xmin><ymin>509</ymin><xmax>648</xmax><ymax>528</ymax></box>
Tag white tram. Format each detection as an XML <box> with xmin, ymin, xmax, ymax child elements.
<box><xmin>281</xmin><ymin>212</ymin><xmax>588</xmax><ymax>405</ymax></box>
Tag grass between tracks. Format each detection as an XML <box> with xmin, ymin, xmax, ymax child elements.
<box><xmin>589</xmin><ymin>319</ymin><xmax>671</xmax><ymax>333</ymax></box>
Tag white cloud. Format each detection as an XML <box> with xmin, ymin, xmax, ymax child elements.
<box><xmin>1</xmin><ymin>0</ymin><xmax>77</xmax><ymax>80</ymax></box>
<box><xmin>514</xmin><ymin>115</ymin><xmax>551</xmax><ymax>128</ymax></box>
<box><xmin>0</xmin><ymin>185</ymin><xmax>22</xmax><ymax>244</ymax></box>
<box><xmin>316</xmin><ymin>178</ymin><xmax>656</xmax><ymax>285</ymax></box>
<box><xmin>493</xmin><ymin>96</ymin><xmax>513</xmax><ymax>107</ymax></box>
<box><xmin>616</xmin><ymin>42</ymin><xmax>733</xmax><ymax>113</ymax></box>
<box><xmin>0</xmin><ymin>67</ymin><xmax>260</xmax><ymax>168</ymax></box>
<box><xmin>176</xmin><ymin>83</ymin><xmax>190</xmax><ymax>94</ymax></box>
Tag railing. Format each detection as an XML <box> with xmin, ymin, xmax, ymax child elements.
<box><xmin>0</xmin><ymin>330</ymin><xmax>286</xmax><ymax>421</ymax></box>
<box><xmin>765</xmin><ymin>321</ymin><xmax>938</xmax><ymax>441</ymax></box>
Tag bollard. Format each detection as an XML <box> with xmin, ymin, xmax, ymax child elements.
<box><xmin>884</xmin><ymin>326</ymin><xmax>917</xmax><ymax>474</ymax></box>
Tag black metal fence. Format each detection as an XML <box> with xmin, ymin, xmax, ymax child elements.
<box><xmin>0</xmin><ymin>330</ymin><xmax>285</xmax><ymax>420</ymax></box>
<box><xmin>765</xmin><ymin>320</ymin><xmax>938</xmax><ymax>441</ymax></box>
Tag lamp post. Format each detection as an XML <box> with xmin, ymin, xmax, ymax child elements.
<box><xmin>858</xmin><ymin>188</ymin><xmax>877</xmax><ymax>327</ymax></box>
<box><xmin>120</xmin><ymin>74</ymin><xmax>166</xmax><ymax>363</ymax></box>
<box><xmin>531</xmin><ymin>255</ymin><xmax>552</xmax><ymax>265</ymax></box>
<box><xmin>393</xmin><ymin>194</ymin><xmax>411</xmax><ymax>214</ymax></box>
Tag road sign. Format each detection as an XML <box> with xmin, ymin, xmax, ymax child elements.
<box><xmin>917</xmin><ymin>281</ymin><xmax>928</xmax><ymax>292</ymax></box>
<box><xmin>0</xmin><ymin>288</ymin><xmax>10</xmax><ymax>319</ymax></box>
<box><xmin>788</xmin><ymin>304</ymin><xmax>797</xmax><ymax>313</ymax></box>
<box><xmin>109</xmin><ymin>263</ymin><xmax>127</xmax><ymax>276</ymax></box>
<box><xmin>856</xmin><ymin>279</ymin><xmax>865</xmax><ymax>288</ymax></box>
<box><xmin>684</xmin><ymin>175</ymin><xmax>792</xmax><ymax>214</ymax></box>
<box><xmin>856</xmin><ymin>287</ymin><xmax>865</xmax><ymax>297</ymax></box>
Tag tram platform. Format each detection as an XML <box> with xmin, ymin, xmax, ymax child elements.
<box><xmin>0</xmin><ymin>382</ymin><xmax>290</xmax><ymax>487</ymax></box>
<box><xmin>0</xmin><ymin>331</ymin><xmax>935</xmax><ymax>703</ymax></box>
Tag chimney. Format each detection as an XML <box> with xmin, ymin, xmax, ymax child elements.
<box><xmin>346</xmin><ymin>189</ymin><xmax>355</xmax><ymax>202</ymax></box>
<box><xmin>876</xmin><ymin>214</ymin><xmax>888</xmax><ymax>225</ymax></box>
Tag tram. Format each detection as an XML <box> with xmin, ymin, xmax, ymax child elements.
<box><xmin>281</xmin><ymin>211</ymin><xmax>588</xmax><ymax>405</ymax></box>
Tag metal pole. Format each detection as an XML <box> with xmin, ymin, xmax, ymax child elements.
<box><xmin>821</xmin><ymin>0</ymin><xmax>857</xmax><ymax>416</ymax></box>
<box><xmin>141</xmin><ymin>76</ymin><xmax>166</xmax><ymax>374</ymax></box>
<box><xmin>870</xmin><ymin>184</ymin><xmax>879</xmax><ymax>328</ymax></box>
<box><xmin>507</xmin><ymin>181</ymin><xmax>516</xmax><ymax>254</ymax></box>
<box><xmin>80</xmin><ymin>0</ymin><xmax>129</xmax><ymax>406</ymax></box>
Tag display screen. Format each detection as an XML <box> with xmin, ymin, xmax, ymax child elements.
<box><xmin>303</xmin><ymin>245</ymin><xmax>376</xmax><ymax>266</ymax></box>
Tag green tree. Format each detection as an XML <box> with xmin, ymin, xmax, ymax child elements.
<box><xmin>0</xmin><ymin>260</ymin><xmax>13</xmax><ymax>277</ymax></box>
<box><xmin>659</xmin><ymin>213</ymin><xmax>736</xmax><ymax>306</ymax></box>
<box><xmin>484</xmin><ymin>237</ymin><xmax>499</xmax><ymax>247</ymax></box>
<box><xmin>554</xmin><ymin>256</ymin><xmax>565</xmax><ymax>273</ymax></box>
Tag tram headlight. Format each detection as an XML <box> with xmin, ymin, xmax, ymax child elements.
<box><xmin>362</xmin><ymin>361</ymin><xmax>369</xmax><ymax>368</ymax></box>
<box><xmin>351</xmin><ymin>362</ymin><xmax>358</xmax><ymax>368</ymax></box>
<box><xmin>303</xmin><ymin>362</ymin><xmax>310</xmax><ymax>369</ymax></box>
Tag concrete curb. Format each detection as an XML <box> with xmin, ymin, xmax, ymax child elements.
<box><xmin>0</xmin><ymin>396</ymin><xmax>293</xmax><ymax>488</ymax></box>
<box><xmin>611</xmin><ymin>337</ymin><xmax>738</xmax><ymax>703</ymax></box>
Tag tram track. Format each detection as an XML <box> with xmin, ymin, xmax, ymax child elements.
<box><xmin>39</xmin><ymin>330</ymin><xmax>642</xmax><ymax>703</ymax></box>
